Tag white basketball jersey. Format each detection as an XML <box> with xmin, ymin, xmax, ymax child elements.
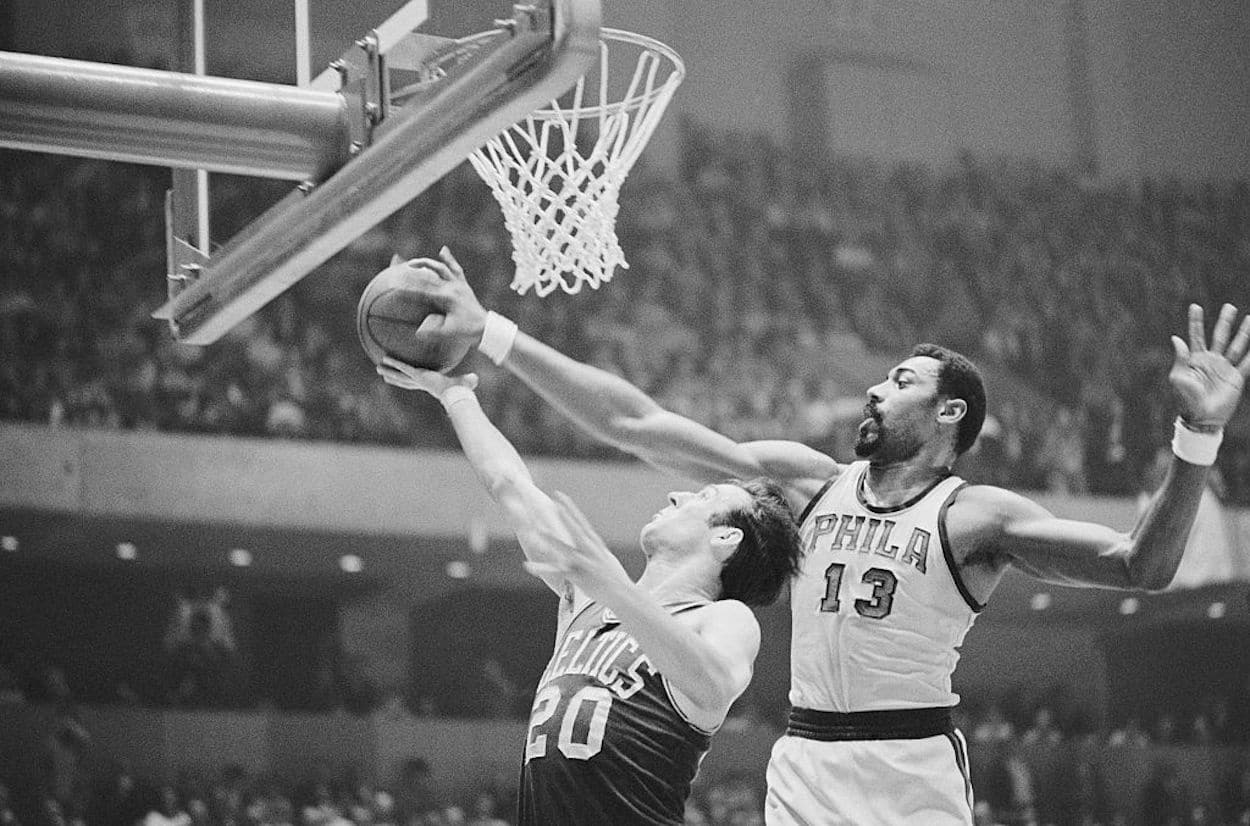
<box><xmin>789</xmin><ymin>461</ymin><xmax>981</xmax><ymax>712</ymax></box>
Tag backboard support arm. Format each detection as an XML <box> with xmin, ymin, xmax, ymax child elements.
<box><xmin>0</xmin><ymin>0</ymin><xmax>601</xmax><ymax>345</ymax></box>
<box><xmin>168</xmin><ymin>0</ymin><xmax>211</xmax><ymax>306</ymax></box>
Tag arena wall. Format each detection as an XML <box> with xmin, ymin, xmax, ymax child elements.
<box><xmin>0</xmin><ymin>702</ymin><xmax>1240</xmax><ymax>818</ymax></box>
<box><xmin>6</xmin><ymin>424</ymin><xmax>1248</xmax><ymax>730</ymax></box>
<box><xmin>0</xmin><ymin>422</ymin><xmax>1203</xmax><ymax>544</ymax></box>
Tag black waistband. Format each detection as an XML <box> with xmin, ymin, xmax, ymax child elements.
<box><xmin>786</xmin><ymin>706</ymin><xmax>954</xmax><ymax>741</ymax></box>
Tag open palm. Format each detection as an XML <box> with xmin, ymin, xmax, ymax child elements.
<box><xmin>1169</xmin><ymin>303</ymin><xmax>1250</xmax><ymax>427</ymax></box>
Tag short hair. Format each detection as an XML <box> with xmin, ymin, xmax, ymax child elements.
<box><xmin>911</xmin><ymin>343</ymin><xmax>986</xmax><ymax>456</ymax></box>
<box><xmin>713</xmin><ymin>478</ymin><xmax>803</xmax><ymax>607</ymax></box>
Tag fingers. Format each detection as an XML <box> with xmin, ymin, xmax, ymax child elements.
<box><xmin>1238</xmin><ymin>350</ymin><xmax>1250</xmax><ymax>378</ymax></box>
<box><xmin>415</xmin><ymin>314</ymin><xmax>445</xmax><ymax>336</ymax></box>
<box><xmin>1170</xmin><ymin>335</ymin><xmax>1190</xmax><ymax>372</ymax></box>
<box><xmin>1188</xmin><ymin>303</ymin><xmax>1207</xmax><ymax>352</ymax></box>
<box><xmin>1227</xmin><ymin>316</ymin><xmax>1250</xmax><ymax>365</ymax></box>
<box><xmin>407</xmin><ymin>257</ymin><xmax>449</xmax><ymax>279</ymax></box>
<box><xmin>1210</xmin><ymin>303</ymin><xmax>1237</xmax><ymax>354</ymax></box>
<box><xmin>376</xmin><ymin>364</ymin><xmax>417</xmax><ymax>389</ymax></box>
<box><xmin>523</xmin><ymin>560</ymin><xmax>562</xmax><ymax>580</ymax></box>
<box><xmin>402</xmin><ymin>247</ymin><xmax>466</xmax><ymax>286</ymax></box>
<box><xmin>380</xmin><ymin>357</ymin><xmax>442</xmax><ymax>385</ymax></box>
<box><xmin>381</xmin><ymin>356</ymin><xmax>418</xmax><ymax>376</ymax></box>
<box><xmin>407</xmin><ymin>250</ymin><xmax>464</xmax><ymax>282</ymax></box>
<box><xmin>403</xmin><ymin>277</ymin><xmax>453</xmax><ymax>311</ymax></box>
<box><xmin>439</xmin><ymin>246</ymin><xmax>467</xmax><ymax>282</ymax></box>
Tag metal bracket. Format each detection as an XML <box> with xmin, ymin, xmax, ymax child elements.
<box><xmin>164</xmin><ymin>188</ymin><xmax>210</xmax><ymax>309</ymax></box>
<box><xmin>385</xmin><ymin>33</ymin><xmax>458</xmax><ymax>74</ymax></box>
<box><xmin>386</xmin><ymin>6</ymin><xmax>552</xmax><ymax>108</ymax></box>
<box><xmin>330</xmin><ymin>33</ymin><xmax>386</xmax><ymax>153</ymax></box>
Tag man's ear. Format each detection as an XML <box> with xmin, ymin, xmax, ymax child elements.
<box><xmin>938</xmin><ymin>398</ymin><xmax>967</xmax><ymax>425</ymax></box>
<box><xmin>710</xmin><ymin>526</ymin><xmax>744</xmax><ymax>562</ymax></box>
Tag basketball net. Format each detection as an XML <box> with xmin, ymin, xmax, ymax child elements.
<box><xmin>468</xmin><ymin>29</ymin><xmax>684</xmax><ymax>296</ymax></box>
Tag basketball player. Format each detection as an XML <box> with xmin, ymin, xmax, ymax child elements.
<box><xmin>394</xmin><ymin>247</ymin><xmax>1250</xmax><ymax>825</ymax></box>
<box><xmin>375</xmin><ymin>356</ymin><xmax>802</xmax><ymax>826</ymax></box>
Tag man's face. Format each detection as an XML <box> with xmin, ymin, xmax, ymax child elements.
<box><xmin>855</xmin><ymin>355</ymin><xmax>944</xmax><ymax>463</ymax></box>
<box><xmin>640</xmin><ymin>483</ymin><xmax>753</xmax><ymax>555</ymax></box>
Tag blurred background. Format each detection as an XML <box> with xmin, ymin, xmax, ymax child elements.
<box><xmin>2</xmin><ymin>1</ymin><xmax>1249</xmax><ymax>824</ymax></box>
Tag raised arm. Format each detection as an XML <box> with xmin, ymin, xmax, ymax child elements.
<box><xmin>402</xmin><ymin>248</ymin><xmax>839</xmax><ymax>509</ymax></box>
<box><xmin>527</xmin><ymin>492</ymin><xmax>760</xmax><ymax>729</ymax></box>
<box><xmin>376</xmin><ymin>359</ymin><xmax>575</xmax><ymax>599</ymax></box>
<box><xmin>968</xmin><ymin>303</ymin><xmax>1250</xmax><ymax>593</ymax></box>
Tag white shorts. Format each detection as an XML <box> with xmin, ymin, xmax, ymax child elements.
<box><xmin>764</xmin><ymin>730</ymin><xmax>974</xmax><ymax>826</ymax></box>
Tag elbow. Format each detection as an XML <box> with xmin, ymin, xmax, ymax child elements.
<box><xmin>600</xmin><ymin>414</ymin><xmax>651</xmax><ymax>452</ymax></box>
<box><xmin>668</xmin><ymin>660</ymin><xmax>741</xmax><ymax>715</ymax></box>
<box><xmin>1135</xmin><ymin>568</ymin><xmax>1177</xmax><ymax>593</ymax></box>
<box><xmin>484</xmin><ymin>473</ymin><xmax>522</xmax><ymax>504</ymax></box>
<box><xmin>703</xmin><ymin>661</ymin><xmax>751</xmax><ymax>712</ymax></box>
<box><xmin>606</xmin><ymin>406</ymin><xmax>670</xmax><ymax>446</ymax></box>
<box><xmin>680</xmin><ymin>680</ymin><xmax>735</xmax><ymax>718</ymax></box>
<box><xmin>1126</xmin><ymin>550</ymin><xmax>1181</xmax><ymax>593</ymax></box>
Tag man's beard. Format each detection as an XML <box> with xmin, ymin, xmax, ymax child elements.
<box><xmin>854</xmin><ymin>416</ymin><xmax>881</xmax><ymax>457</ymax></box>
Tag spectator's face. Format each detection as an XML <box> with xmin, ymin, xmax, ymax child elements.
<box><xmin>857</xmin><ymin>356</ymin><xmax>943</xmax><ymax>462</ymax></box>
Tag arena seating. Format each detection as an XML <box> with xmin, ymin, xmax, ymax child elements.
<box><xmin>3</xmin><ymin>124</ymin><xmax>1248</xmax><ymax>500</ymax></box>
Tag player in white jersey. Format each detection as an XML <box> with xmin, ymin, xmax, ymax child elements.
<box><xmin>397</xmin><ymin>248</ymin><xmax>1250</xmax><ymax>825</ymax></box>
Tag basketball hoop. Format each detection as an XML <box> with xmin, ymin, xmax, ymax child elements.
<box><xmin>467</xmin><ymin>29</ymin><xmax>684</xmax><ymax>296</ymax></box>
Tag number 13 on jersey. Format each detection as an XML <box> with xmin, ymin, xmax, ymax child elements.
<box><xmin>820</xmin><ymin>563</ymin><xmax>897</xmax><ymax>618</ymax></box>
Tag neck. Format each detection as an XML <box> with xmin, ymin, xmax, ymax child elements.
<box><xmin>634</xmin><ymin>553</ymin><xmax>720</xmax><ymax>605</ymax></box>
<box><xmin>863</xmin><ymin>455</ymin><xmax>953</xmax><ymax>508</ymax></box>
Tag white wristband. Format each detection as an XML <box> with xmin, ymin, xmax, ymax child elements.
<box><xmin>478</xmin><ymin>311</ymin><xmax>518</xmax><ymax>366</ymax></box>
<box><xmin>1172</xmin><ymin>417</ymin><xmax>1223</xmax><ymax>466</ymax></box>
<box><xmin>439</xmin><ymin>385</ymin><xmax>477</xmax><ymax>411</ymax></box>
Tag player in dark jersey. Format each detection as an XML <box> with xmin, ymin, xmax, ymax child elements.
<box><xmin>393</xmin><ymin>247</ymin><xmax>1250</xmax><ymax>825</ymax></box>
<box><xmin>376</xmin><ymin>357</ymin><xmax>802</xmax><ymax>826</ymax></box>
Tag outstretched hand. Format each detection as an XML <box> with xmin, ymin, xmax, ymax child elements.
<box><xmin>401</xmin><ymin>246</ymin><xmax>490</xmax><ymax>349</ymax></box>
<box><xmin>1170</xmin><ymin>303</ymin><xmax>1250</xmax><ymax>427</ymax></box>
<box><xmin>523</xmin><ymin>492</ymin><xmax>632</xmax><ymax>596</ymax></box>
<box><xmin>377</xmin><ymin>356</ymin><xmax>478</xmax><ymax>398</ymax></box>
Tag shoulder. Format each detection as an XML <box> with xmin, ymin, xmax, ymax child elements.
<box><xmin>555</xmin><ymin>583</ymin><xmax>595</xmax><ymax>633</ymax></box>
<box><xmin>694</xmin><ymin>598</ymin><xmax>758</xmax><ymax>624</ymax></box>
<box><xmin>684</xmin><ymin>600</ymin><xmax>760</xmax><ymax>645</ymax></box>
<box><xmin>945</xmin><ymin>483</ymin><xmax>1054</xmax><ymax>542</ymax></box>
<box><xmin>948</xmin><ymin>483</ymin><xmax>1052</xmax><ymax>516</ymax></box>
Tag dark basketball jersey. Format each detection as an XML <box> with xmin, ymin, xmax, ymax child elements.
<box><xmin>517</xmin><ymin>599</ymin><xmax>714</xmax><ymax>826</ymax></box>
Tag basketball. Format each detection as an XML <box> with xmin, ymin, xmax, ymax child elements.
<box><xmin>356</xmin><ymin>258</ymin><xmax>472</xmax><ymax>372</ymax></box>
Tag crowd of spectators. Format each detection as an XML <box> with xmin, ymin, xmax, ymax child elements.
<box><xmin>0</xmin><ymin>750</ymin><xmax>520</xmax><ymax>826</ymax></box>
<box><xmin>2</xmin><ymin>587</ymin><xmax>1249</xmax><ymax>826</ymax></box>
<box><xmin>3</xmin><ymin>119</ymin><xmax>1249</xmax><ymax>499</ymax></box>
<box><xmin>956</xmin><ymin>697</ymin><xmax>1250</xmax><ymax>826</ymax></box>
<box><xmin>2</xmin><ymin>697</ymin><xmax>1250</xmax><ymax>826</ymax></box>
